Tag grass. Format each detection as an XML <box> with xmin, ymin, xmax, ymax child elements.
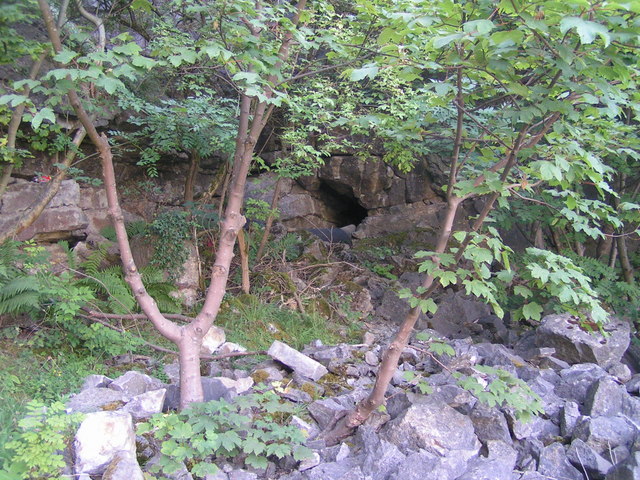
<box><xmin>217</xmin><ymin>294</ymin><xmax>347</xmax><ymax>351</ymax></box>
<box><xmin>0</xmin><ymin>335</ymin><xmax>108</xmax><ymax>469</ymax></box>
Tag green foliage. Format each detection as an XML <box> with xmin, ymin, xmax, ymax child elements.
<box><xmin>149</xmin><ymin>211</ymin><xmax>199</xmax><ymax>280</ymax></box>
<box><xmin>0</xmin><ymin>401</ymin><xmax>82</xmax><ymax>479</ymax></box>
<box><xmin>499</xmin><ymin>248</ymin><xmax>609</xmax><ymax>325</ymax></box>
<box><xmin>112</xmin><ymin>95</ymin><xmax>238</xmax><ymax>177</ymax></box>
<box><xmin>138</xmin><ymin>392</ymin><xmax>312</xmax><ymax>477</ymax></box>
<box><xmin>562</xmin><ymin>253</ymin><xmax>640</xmax><ymax>323</ymax></box>
<box><xmin>218</xmin><ymin>295</ymin><xmax>340</xmax><ymax>351</ymax></box>
<box><xmin>0</xmin><ymin>241</ymin><xmax>49</xmax><ymax>316</ymax></box>
<box><xmin>455</xmin><ymin>366</ymin><xmax>545</xmax><ymax>423</ymax></box>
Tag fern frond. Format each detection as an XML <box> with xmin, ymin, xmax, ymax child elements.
<box><xmin>0</xmin><ymin>290</ymin><xmax>41</xmax><ymax>314</ymax></box>
<box><xmin>81</xmin><ymin>244</ymin><xmax>109</xmax><ymax>276</ymax></box>
<box><xmin>0</xmin><ymin>276</ymin><xmax>40</xmax><ymax>298</ymax></box>
<box><xmin>141</xmin><ymin>266</ymin><xmax>166</xmax><ymax>284</ymax></box>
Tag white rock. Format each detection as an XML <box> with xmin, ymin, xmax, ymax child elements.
<box><xmin>201</xmin><ymin>326</ymin><xmax>226</xmax><ymax>355</ymax></box>
<box><xmin>74</xmin><ymin>411</ymin><xmax>136</xmax><ymax>475</ymax></box>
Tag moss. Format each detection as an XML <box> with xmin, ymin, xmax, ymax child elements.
<box><xmin>299</xmin><ymin>382</ymin><xmax>318</xmax><ymax>400</ymax></box>
<box><xmin>101</xmin><ymin>401</ymin><xmax>125</xmax><ymax>411</ymax></box>
<box><xmin>251</xmin><ymin>369</ymin><xmax>271</xmax><ymax>385</ymax></box>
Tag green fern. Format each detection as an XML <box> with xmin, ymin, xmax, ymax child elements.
<box><xmin>0</xmin><ymin>242</ymin><xmax>43</xmax><ymax>315</ymax></box>
<box><xmin>80</xmin><ymin>243</ymin><xmax>109</xmax><ymax>277</ymax></box>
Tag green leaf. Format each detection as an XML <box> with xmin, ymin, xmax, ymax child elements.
<box><xmin>232</xmin><ymin>71</ymin><xmax>261</xmax><ymax>85</ymax></box>
<box><xmin>514</xmin><ymin>285</ymin><xmax>533</xmax><ymax>298</ymax></box>
<box><xmin>522</xmin><ymin>302</ymin><xmax>543</xmax><ymax>321</ymax></box>
<box><xmin>463</xmin><ymin>19</ymin><xmax>495</xmax><ymax>35</ymax></box>
<box><xmin>350</xmin><ymin>64</ymin><xmax>379</xmax><ymax>81</ymax></box>
<box><xmin>246</xmin><ymin>454</ymin><xmax>268</xmax><ymax>469</ymax></box>
<box><xmin>433</xmin><ymin>33</ymin><xmax>464</xmax><ymax>48</ymax></box>
<box><xmin>130</xmin><ymin>0</ymin><xmax>152</xmax><ymax>11</ymax></box>
<box><xmin>31</xmin><ymin>107</ymin><xmax>56</xmax><ymax>130</ymax></box>
<box><xmin>559</xmin><ymin>17</ymin><xmax>610</xmax><ymax>47</ymax></box>
<box><xmin>95</xmin><ymin>76</ymin><xmax>125</xmax><ymax>94</ymax></box>
<box><xmin>113</xmin><ymin>42</ymin><xmax>142</xmax><ymax>55</ymax></box>
<box><xmin>53</xmin><ymin>49</ymin><xmax>78</xmax><ymax>64</ymax></box>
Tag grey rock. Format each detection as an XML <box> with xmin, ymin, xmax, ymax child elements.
<box><xmin>122</xmin><ymin>388</ymin><xmax>166</xmax><ymax>420</ymax></box>
<box><xmin>608</xmin><ymin>363</ymin><xmax>633</xmax><ymax>383</ymax></box>
<box><xmin>163</xmin><ymin>363</ymin><xmax>180</xmax><ymax>384</ymax></box>
<box><xmin>560</xmin><ymin>401</ymin><xmax>582</xmax><ymax>438</ymax></box>
<box><xmin>228</xmin><ymin>467</ymin><xmax>255</xmax><ymax>479</ymax></box>
<box><xmin>517</xmin><ymin>474</ymin><xmax>547</xmax><ymax>480</ymax></box>
<box><xmin>469</xmin><ymin>403</ymin><xmax>512</xmax><ymax>444</ymax></box>
<box><xmin>537</xmin><ymin>442</ymin><xmax>583</xmax><ymax>480</ymax></box>
<box><xmin>364</xmin><ymin>351</ymin><xmax>379</xmax><ymax>366</ymax></box>
<box><xmin>361</xmin><ymin>439</ymin><xmax>405</xmax><ymax>479</ymax></box>
<box><xmin>303</xmin><ymin>344</ymin><xmax>353</xmax><ymax>366</ymax></box>
<box><xmin>336</xmin><ymin>443</ymin><xmax>351</xmax><ymax>462</ymax></box>
<box><xmin>625</xmin><ymin>374</ymin><xmax>640</xmax><ymax>394</ymax></box>
<box><xmin>605</xmin><ymin>451</ymin><xmax>640</xmax><ymax>480</ymax></box>
<box><xmin>268</xmin><ymin>341</ymin><xmax>329</xmax><ymax>381</ymax></box>
<box><xmin>102</xmin><ymin>450</ymin><xmax>144</xmax><ymax>480</ymax></box>
<box><xmin>573</xmin><ymin>416</ymin><xmax>638</xmax><ymax>455</ymax></box>
<box><xmin>507</xmin><ymin>414</ymin><xmax>560</xmax><ymax>443</ymax></box>
<box><xmin>66</xmin><ymin>387</ymin><xmax>127</xmax><ymax>413</ymax></box>
<box><xmin>526</xmin><ymin>374</ymin><xmax>563</xmax><ymax>421</ymax></box>
<box><xmin>456</xmin><ymin>440</ymin><xmax>518</xmax><ymax>480</ymax></box>
<box><xmin>290</xmin><ymin>415</ymin><xmax>320</xmax><ymax>440</ymax></box>
<box><xmin>567</xmin><ymin>438</ymin><xmax>613</xmax><ymax>479</ymax></box>
<box><xmin>307</xmin><ymin>398</ymin><xmax>349</xmax><ymax>430</ymax></box>
<box><xmin>74</xmin><ymin>412</ymin><xmax>136</xmax><ymax>475</ymax></box>
<box><xmin>475</xmin><ymin>343</ymin><xmax>527</xmax><ymax>374</ymax></box>
<box><xmin>109</xmin><ymin>371</ymin><xmax>164</xmax><ymax>397</ymax></box>
<box><xmin>535</xmin><ymin>314</ymin><xmax>630</xmax><ymax>368</ymax></box>
<box><xmin>621</xmin><ymin>395</ymin><xmax>640</xmax><ymax>424</ymax></box>
<box><xmin>202</xmin><ymin>377</ymin><xmax>254</xmax><ymax>402</ymax></box>
<box><xmin>556</xmin><ymin>363</ymin><xmax>609</xmax><ymax>403</ymax></box>
<box><xmin>381</xmin><ymin>397</ymin><xmax>480</xmax><ymax>458</ymax></box>
<box><xmin>307</xmin><ymin>227</ymin><xmax>353</xmax><ymax>245</ymax></box>
<box><xmin>388</xmin><ymin>450</ymin><xmax>470</xmax><ymax>480</ymax></box>
<box><xmin>428</xmin><ymin>290</ymin><xmax>493</xmax><ymax>339</ymax></box>
<box><xmin>282</xmin><ymin>388</ymin><xmax>313</xmax><ymax>404</ymax></box>
<box><xmin>299</xmin><ymin>452</ymin><xmax>321</xmax><ymax>471</ymax></box>
<box><xmin>204</xmin><ymin>470</ymin><xmax>230</xmax><ymax>480</ymax></box>
<box><xmin>250</xmin><ymin>363</ymin><xmax>285</xmax><ymax>383</ymax></box>
<box><xmin>584</xmin><ymin>376</ymin><xmax>628</xmax><ymax>417</ymax></box>
<box><xmin>81</xmin><ymin>374</ymin><xmax>112</xmax><ymax>390</ymax></box>
<box><xmin>303</xmin><ymin>458</ymin><xmax>366</xmax><ymax>480</ymax></box>
<box><xmin>427</xmin><ymin>384</ymin><xmax>477</xmax><ymax>414</ymax></box>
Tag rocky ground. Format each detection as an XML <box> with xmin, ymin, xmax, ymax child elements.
<box><xmin>66</xmin><ymin>312</ymin><xmax>639</xmax><ymax>480</ymax></box>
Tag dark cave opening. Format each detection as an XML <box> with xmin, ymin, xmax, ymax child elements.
<box><xmin>317</xmin><ymin>180</ymin><xmax>368</xmax><ymax>227</ymax></box>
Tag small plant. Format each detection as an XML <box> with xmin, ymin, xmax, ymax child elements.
<box><xmin>402</xmin><ymin>332</ymin><xmax>456</xmax><ymax>394</ymax></box>
<box><xmin>455</xmin><ymin>365</ymin><xmax>544</xmax><ymax>422</ymax></box>
<box><xmin>0</xmin><ymin>400</ymin><xmax>82</xmax><ymax>479</ymax></box>
<box><xmin>149</xmin><ymin>210</ymin><xmax>199</xmax><ymax>280</ymax></box>
<box><xmin>138</xmin><ymin>391</ymin><xmax>312</xmax><ymax>477</ymax></box>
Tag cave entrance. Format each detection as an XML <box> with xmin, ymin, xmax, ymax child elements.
<box><xmin>317</xmin><ymin>179</ymin><xmax>368</xmax><ymax>227</ymax></box>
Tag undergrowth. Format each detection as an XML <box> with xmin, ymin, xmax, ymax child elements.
<box><xmin>217</xmin><ymin>294</ymin><xmax>341</xmax><ymax>351</ymax></box>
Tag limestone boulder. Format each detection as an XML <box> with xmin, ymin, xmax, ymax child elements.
<box><xmin>534</xmin><ymin>314</ymin><xmax>630</xmax><ymax>368</ymax></box>
<box><xmin>74</xmin><ymin>411</ymin><xmax>136</xmax><ymax>475</ymax></box>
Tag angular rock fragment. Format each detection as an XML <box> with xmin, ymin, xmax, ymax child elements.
<box><xmin>268</xmin><ymin>341</ymin><xmax>328</xmax><ymax>381</ymax></box>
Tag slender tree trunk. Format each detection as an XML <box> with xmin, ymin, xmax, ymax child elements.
<box><xmin>38</xmin><ymin>0</ymin><xmax>307</xmax><ymax>409</ymax></box>
<box><xmin>255</xmin><ymin>177</ymin><xmax>282</xmax><ymax>262</ymax></box>
<box><xmin>237</xmin><ymin>228</ymin><xmax>250</xmax><ymax>294</ymax></box>
<box><xmin>184</xmin><ymin>150</ymin><xmax>199</xmax><ymax>204</ymax></box>
<box><xmin>0</xmin><ymin>127</ymin><xmax>86</xmax><ymax>244</ymax></box>
<box><xmin>0</xmin><ymin>54</ymin><xmax>46</xmax><ymax>198</ymax></box>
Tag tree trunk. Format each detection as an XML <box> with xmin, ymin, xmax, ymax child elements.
<box><xmin>237</xmin><ymin>228</ymin><xmax>250</xmax><ymax>294</ymax></box>
<box><xmin>184</xmin><ymin>150</ymin><xmax>199</xmax><ymax>204</ymax></box>
<box><xmin>255</xmin><ymin>177</ymin><xmax>282</xmax><ymax>262</ymax></box>
<box><xmin>0</xmin><ymin>127</ymin><xmax>86</xmax><ymax>244</ymax></box>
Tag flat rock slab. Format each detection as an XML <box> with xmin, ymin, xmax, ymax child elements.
<box><xmin>535</xmin><ymin>314</ymin><xmax>630</xmax><ymax>368</ymax></box>
<box><xmin>268</xmin><ymin>341</ymin><xmax>328</xmax><ymax>381</ymax></box>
